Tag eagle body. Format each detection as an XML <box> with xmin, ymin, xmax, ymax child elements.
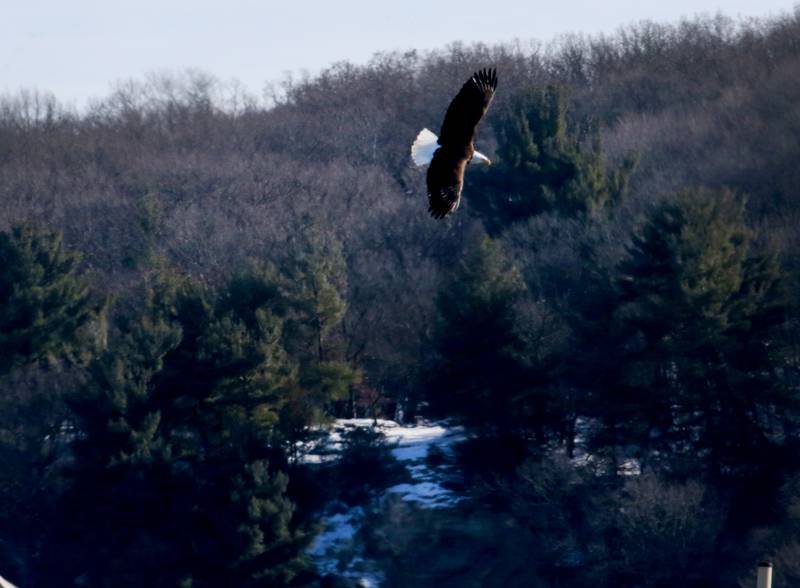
<box><xmin>426</xmin><ymin>143</ymin><xmax>473</xmax><ymax>218</ymax></box>
<box><xmin>411</xmin><ymin>68</ymin><xmax>498</xmax><ymax>219</ymax></box>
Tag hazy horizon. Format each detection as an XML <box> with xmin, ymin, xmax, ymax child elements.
<box><xmin>1</xmin><ymin>0</ymin><xmax>797</xmax><ymax>108</ymax></box>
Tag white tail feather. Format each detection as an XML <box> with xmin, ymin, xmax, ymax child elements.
<box><xmin>411</xmin><ymin>128</ymin><xmax>439</xmax><ymax>167</ymax></box>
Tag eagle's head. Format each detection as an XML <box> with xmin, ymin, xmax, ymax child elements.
<box><xmin>470</xmin><ymin>149</ymin><xmax>492</xmax><ymax>166</ymax></box>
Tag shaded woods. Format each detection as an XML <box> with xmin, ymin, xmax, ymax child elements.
<box><xmin>2</xmin><ymin>11</ymin><xmax>800</xmax><ymax>587</ymax></box>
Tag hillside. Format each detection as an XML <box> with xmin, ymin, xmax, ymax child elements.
<box><xmin>1</xmin><ymin>9</ymin><xmax>800</xmax><ymax>587</ymax></box>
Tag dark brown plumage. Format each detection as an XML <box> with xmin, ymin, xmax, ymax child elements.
<box><xmin>427</xmin><ymin>68</ymin><xmax>497</xmax><ymax>219</ymax></box>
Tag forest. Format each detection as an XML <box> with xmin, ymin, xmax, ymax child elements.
<box><xmin>1</xmin><ymin>9</ymin><xmax>800</xmax><ymax>587</ymax></box>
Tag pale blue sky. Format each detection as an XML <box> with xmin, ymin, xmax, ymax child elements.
<box><xmin>0</xmin><ymin>0</ymin><xmax>796</xmax><ymax>107</ymax></box>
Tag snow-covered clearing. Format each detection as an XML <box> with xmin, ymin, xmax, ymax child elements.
<box><xmin>306</xmin><ymin>419</ymin><xmax>464</xmax><ymax>585</ymax></box>
<box><xmin>306</xmin><ymin>417</ymin><xmax>642</xmax><ymax>584</ymax></box>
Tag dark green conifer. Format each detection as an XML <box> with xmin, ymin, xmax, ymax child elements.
<box><xmin>427</xmin><ymin>236</ymin><xmax>527</xmax><ymax>433</ymax></box>
<box><xmin>608</xmin><ymin>187</ymin><xmax>789</xmax><ymax>475</ymax></box>
<box><xmin>0</xmin><ymin>223</ymin><xmax>100</xmax><ymax>372</ymax></box>
<box><xmin>280</xmin><ymin>232</ymin><xmax>361</xmax><ymax>429</ymax></box>
<box><xmin>48</xmin><ymin>273</ymin><xmax>311</xmax><ymax>587</ymax></box>
<box><xmin>469</xmin><ymin>86</ymin><xmax>633</xmax><ymax>233</ymax></box>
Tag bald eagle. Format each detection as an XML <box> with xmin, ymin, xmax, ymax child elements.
<box><xmin>411</xmin><ymin>68</ymin><xmax>498</xmax><ymax>219</ymax></box>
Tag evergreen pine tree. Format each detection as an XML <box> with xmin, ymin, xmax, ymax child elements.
<box><xmin>469</xmin><ymin>86</ymin><xmax>633</xmax><ymax>234</ymax></box>
<box><xmin>0</xmin><ymin>223</ymin><xmax>99</xmax><ymax>372</ymax></box>
<box><xmin>279</xmin><ymin>232</ymin><xmax>360</xmax><ymax>435</ymax></box>
<box><xmin>427</xmin><ymin>236</ymin><xmax>528</xmax><ymax>435</ymax></box>
<box><xmin>0</xmin><ymin>223</ymin><xmax>101</xmax><ymax>585</ymax></box>
<box><xmin>47</xmin><ymin>273</ymin><xmax>312</xmax><ymax>587</ymax></box>
<box><xmin>608</xmin><ymin>187</ymin><xmax>790</xmax><ymax>476</ymax></box>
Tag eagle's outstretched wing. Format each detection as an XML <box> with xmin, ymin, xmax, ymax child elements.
<box><xmin>438</xmin><ymin>68</ymin><xmax>498</xmax><ymax>149</ymax></box>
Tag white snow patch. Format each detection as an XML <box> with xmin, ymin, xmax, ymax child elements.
<box><xmin>341</xmin><ymin>419</ymin><xmax>465</xmax><ymax>508</ymax></box>
<box><xmin>308</xmin><ymin>507</ymin><xmax>364</xmax><ymax>575</ymax></box>
<box><xmin>300</xmin><ymin>419</ymin><xmax>463</xmax><ymax>466</ymax></box>
<box><xmin>384</xmin><ymin>422</ymin><xmax>460</xmax><ymax>462</ymax></box>
<box><xmin>385</xmin><ymin>481</ymin><xmax>460</xmax><ymax>508</ymax></box>
<box><xmin>618</xmin><ymin>458</ymin><xmax>642</xmax><ymax>476</ymax></box>
<box><xmin>308</xmin><ymin>505</ymin><xmax>386</xmax><ymax>586</ymax></box>
<box><xmin>307</xmin><ymin>419</ymin><xmax>466</xmax><ymax>585</ymax></box>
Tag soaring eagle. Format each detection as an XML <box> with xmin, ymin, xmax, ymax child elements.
<box><xmin>411</xmin><ymin>68</ymin><xmax>498</xmax><ymax>218</ymax></box>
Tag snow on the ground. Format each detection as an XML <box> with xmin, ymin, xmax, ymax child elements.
<box><xmin>618</xmin><ymin>458</ymin><xmax>642</xmax><ymax>476</ymax></box>
<box><xmin>307</xmin><ymin>419</ymin><xmax>464</xmax><ymax>585</ymax></box>
<box><xmin>307</xmin><ymin>417</ymin><xmax>643</xmax><ymax>584</ymax></box>
<box><xmin>307</xmin><ymin>507</ymin><xmax>363</xmax><ymax>575</ymax></box>
<box><xmin>569</xmin><ymin>418</ymin><xmax>642</xmax><ymax>476</ymax></box>
<box><xmin>383</xmin><ymin>420</ymin><xmax>464</xmax><ymax>508</ymax></box>
<box><xmin>300</xmin><ymin>419</ymin><xmax>462</xmax><ymax>459</ymax></box>
<box><xmin>384</xmin><ymin>481</ymin><xmax>456</xmax><ymax>507</ymax></box>
<box><xmin>383</xmin><ymin>421</ymin><xmax>455</xmax><ymax>461</ymax></box>
<box><xmin>336</xmin><ymin>418</ymin><xmax>464</xmax><ymax>508</ymax></box>
<box><xmin>325</xmin><ymin>418</ymin><xmax>463</xmax><ymax>462</ymax></box>
<box><xmin>307</xmin><ymin>505</ymin><xmax>385</xmax><ymax>585</ymax></box>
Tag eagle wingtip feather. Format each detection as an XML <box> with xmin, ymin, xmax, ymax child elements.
<box><xmin>471</xmin><ymin>67</ymin><xmax>498</xmax><ymax>92</ymax></box>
